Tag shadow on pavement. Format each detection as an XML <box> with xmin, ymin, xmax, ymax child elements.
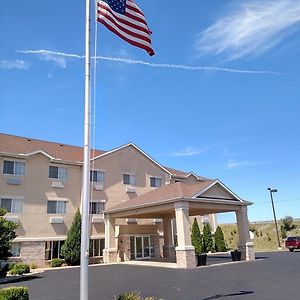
<box><xmin>1</xmin><ymin>274</ymin><xmax>42</xmax><ymax>285</ymax></box>
<box><xmin>201</xmin><ymin>291</ymin><xmax>254</xmax><ymax>299</ymax></box>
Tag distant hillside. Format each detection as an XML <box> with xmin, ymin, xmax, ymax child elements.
<box><xmin>220</xmin><ymin>220</ymin><xmax>300</xmax><ymax>251</ymax></box>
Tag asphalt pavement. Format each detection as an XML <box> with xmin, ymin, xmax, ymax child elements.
<box><xmin>1</xmin><ymin>251</ymin><xmax>300</xmax><ymax>300</ymax></box>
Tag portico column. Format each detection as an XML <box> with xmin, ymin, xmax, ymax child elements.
<box><xmin>235</xmin><ymin>206</ymin><xmax>255</xmax><ymax>261</ymax></box>
<box><xmin>103</xmin><ymin>214</ymin><xmax>118</xmax><ymax>263</ymax></box>
<box><xmin>174</xmin><ymin>201</ymin><xmax>196</xmax><ymax>268</ymax></box>
<box><xmin>163</xmin><ymin>217</ymin><xmax>175</xmax><ymax>257</ymax></box>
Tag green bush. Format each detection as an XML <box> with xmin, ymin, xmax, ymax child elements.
<box><xmin>9</xmin><ymin>263</ymin><xmax>30</xmax><ymax>275</ymax></box>
<box><xmin>29</xmin><ymin>263</ymin><xmax>37</xmax><ymax>270</ymax></box>
<box><xmin>8</xmin><ymin>263</ymin><xmax>15</xmax><ymax>271</ymax></box>
<box><xmin>214</xmin><ymin>226</ymin><xmax>227</xmax><ymax>252</ymax></box>
<box><xmin>0</xmin><ymin>286</ymin><xmax>29</xmax><ymax>300</ymax></box>
<box><xmin>51</xmin><ymin>258</ymin><xmax>63</xmax><ymax>268</ymax></box>
<box><xmin>61</xmin><ymin>209</ymin><xmax>81</xmax><ymax>265</ymax></box>
<box><xmin>191</xmin><ymin>218</ymin><xmax>203</xmax><ymax>254</ymax></box>
<box><xmin>203</xmin><ymin>224</ymin><xmax>214</xmax><ymax>253</ymax></box>
<box><xmin>118</xmin><ymin>292</ymin><xmax>141</xmax><ymax>300</ymax></box>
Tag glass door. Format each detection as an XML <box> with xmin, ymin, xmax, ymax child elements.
<box><xmin>130</xmin><ymin>236</ymin><xmax>153</xmax><ymax>260</ymax></box>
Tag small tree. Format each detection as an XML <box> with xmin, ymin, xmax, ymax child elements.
<box><xmin>191</xmin><ymin>218</ymin><xmax>203</xmax><ymax>254</ymax></box>
<box><xmin>281</xmin><ymin>216</ymin><xmax>296</xmax><ymax>231</ymax></box>
<box><xmin>61</xmin><ymin>209</ymin><xmax>81</xmax><ymax>265</ymax></box>
<box><xmin>203</xmin><ymin>224</ymin><xmax>214</xmax><ymax>253</ymax></box>
<box><xmin>214</xmin><ymin>226</ymin><xmax>226</xmax><ymax>252</ymax></box>
<box><xmin>0</xmin><ymin>208</ymin><xmax>18</xmax><ymax>261</ymax></box>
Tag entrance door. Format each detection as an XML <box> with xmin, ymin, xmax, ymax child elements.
<box><xmin>130</xmin><ymin>236</ymin><xmax>153</xmax><ymax>260</ymax></box>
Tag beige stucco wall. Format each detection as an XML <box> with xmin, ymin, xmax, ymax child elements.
<box><xmin>0</xmin><ymin>154</ymin><xmax>81</xmax><ymax>239</ymax></box>
<box><xmin>0</xmin><ymin>145</ymin><xmax>171</xmax><ymax>241</ymax></box>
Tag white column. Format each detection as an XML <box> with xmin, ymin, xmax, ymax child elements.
<box><xmin>235</xmin><ymin>206</ymin><xmax>255</xmax><ymax>261</ymax></box>
<box><xmin>163</xmin><ymin>217</ymin><xmax>175</xmax><ymax>257</ymax></box>
<box><xmin>104</xmin><ymin>214</ymin><xmax>118</xmax><ymax>263</ymax></box>
<box><xmin>174</xmin><ymin>201</ymin><xmax>196</xmax><ymax>268</ymax></box>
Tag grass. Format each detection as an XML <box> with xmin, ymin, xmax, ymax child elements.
<box><xmin>220</xmin><ymin>220</ymin><xmax>300</xmax><ymax>251</ymax></box>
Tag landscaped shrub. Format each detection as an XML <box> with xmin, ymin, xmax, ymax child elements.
<box><xmin>191</xmin><ymin>218</ymin><xmax>203</xmax><ymax>254</ymax></box>
<box><xmin>214</xmin><ymin>226</ymin><xmax>227</xmax><ymax>252</ymax></box>
<box><xmin>61</xmin><ymin>209</ymin><xmax>81</xmax><ymax>265</ymax></box>
<box><xmin>9</xmin><ymin>263</ymin><xmax>30</xmax><ymax>275</ymax></box>
<box><xmin>0</xmin><ymin>286</ymin><xmax>29</xmax><ymax>300</ymax></box>
<box><xmin>30</xmin><ymin>263</ymin><xmax>37</xmax><ymax>270</ymax></box>
<box><xmin>203</xmin><ymin>224</ymin><xmax>214</xmax><ymax>253</ymax></box>
<box><xmin>117</xmin><ymin>292</ymin><xmax>141</xmax><ymax>300</ymax></box>
<box><xmin>51</xmin><ymin>258</ymin><xmax>63</xmax><ymax>268</ymax></box>
<box><xmin>8</xmin><ymin>263</ymin><xmax>15</xmax><ymax>271</ymax></box>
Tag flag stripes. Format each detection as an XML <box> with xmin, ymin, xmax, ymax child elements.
<box><xmin>97</xmin><ymin>0</ymin><xmax>154</xmax><ymax>56</ymax></box>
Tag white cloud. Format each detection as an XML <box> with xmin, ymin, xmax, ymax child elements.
<box><xmin>225</xmin><ymin>159</ymin><xmax>269</xmax><ymax>169</ymax></box>
<box><xmin>196</xmin><ymin>0</ymin><xmax>300</xmax><ymax>60</ymax></box>
<box><xmin>0</xmin><ymin>60</ymin><xmax>29</xmax><ymax>69</ymax></box>
<box><xmin>16</xmin><ymin>49</ymin><xmax>282</xmax><ymax>75</ymax></box>
<box><xmin>168</xmin><ymin>147</ymin><xmax>203</xmax><ymax>157</ymax></box>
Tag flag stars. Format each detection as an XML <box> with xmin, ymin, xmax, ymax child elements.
<box><xmin>104</xmin><ymin>0</ymin><xmax>126</xmax><ymax>14</ymax></box>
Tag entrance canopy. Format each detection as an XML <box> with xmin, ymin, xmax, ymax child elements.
<box><xmin>104</xmin><ymin>180</ymin><xmax>252</xmax><ymax>219</ymax></box>
<box><xmin>103</xmin><ymin>180</ymin><xmax>255</xmax><ymax>268</ymax></box>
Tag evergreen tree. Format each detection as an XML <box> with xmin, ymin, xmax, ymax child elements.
<box><xmin>61</xmin><ymin>209</ymin><xmax>81</xmax><ymax>265</ymax></box>
<box><xmin>0</xmin><ymin>208</ymin><xmax>18</xmax><ymax>261</ymax></box>
<box><xmin>203</xmin><ymin>224</ymin><xmax>214</xmax><ymax>253</ymax></box>
<box><xmin>191</xmin><ymin>218</ymin><xmax>203</xmax><ymax>254</ymax></box>
<box><xmin>214</xmin><ymin>226</ymin><xmax>227</xmax><ymax>252</ymax></box>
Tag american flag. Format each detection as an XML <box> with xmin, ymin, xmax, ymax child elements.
<box><xmin>97</xmin><ymin>0</ymin><xmax>154</xmax><ymax>56</ymax></box>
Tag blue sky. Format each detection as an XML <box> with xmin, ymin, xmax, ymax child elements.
<box><xmin>1</xmin><ymin>0</ymin><xmax>300</xmax><ymax>223</ymax></box>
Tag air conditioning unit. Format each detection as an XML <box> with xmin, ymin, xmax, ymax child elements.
<box><xmin>51</xmin><ymin>181</ymin><xmax>64</xmax><ymax>188</ymax></box>
<box><xmin>92</xmin><ymin>216</ymin><xmax>104</xmax><ymax>223</ymax></box>
<box><xmin>6</xmin><ymin>216</ymin><xmax>20</xmax><ymax>224</ymax></box>
<box><xmin>126</xmin><ymin>187</ymin><xmax>136</xmax><ymax>193</ymax></box>
<box><xmin>50</xmin><ymin>217</ymin><xmax>64</xmax><ymax>224</ymax></box>
<box><xmin>93</xmin><ymin>184</ymin><xmax>104</xmax><ymax>191</ymax></box>
<box><xmin>6</xmin><ymin>178</ymin><xmax>22</xmax><ymax>185</ymax></box>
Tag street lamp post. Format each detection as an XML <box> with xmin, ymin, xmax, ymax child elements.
<box><xmin>267</xmin><ymin>188</ymin><xmax>281</xmax><ymax>249</ymax></box>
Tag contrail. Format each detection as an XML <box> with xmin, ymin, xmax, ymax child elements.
<box><xmin>16</xmin><ymin>49</ymin><xmax>283</xmax><ymax>75</ymax></box>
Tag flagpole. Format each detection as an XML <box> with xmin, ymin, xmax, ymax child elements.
<box><xmin>80</xmin><ymin>0</ymin><xmax>91</xmax><ymax>298</ymax></box>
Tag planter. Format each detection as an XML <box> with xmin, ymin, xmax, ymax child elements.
<box><xmin>196</xmin><ymin>254</ymin><xmax>207</xmax><ymax>266</ymax></box>
<box><xmin>230</xmin><ymin>250</ymin><xmax>241</xmax><ymax>261</ymax></box>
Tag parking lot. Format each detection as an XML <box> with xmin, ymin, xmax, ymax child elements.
<box><xmin>2</xmin><ymin>251</ymin><xmax>299</xmax><ymax>300</ymax></box>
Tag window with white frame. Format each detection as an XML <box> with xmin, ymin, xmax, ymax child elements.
<box><xmin>90</xmin><ymin>170</ymin><xmax>105</xmax><ymax>183</ymax></box>
<box><xmin>89</xmin><ymin>201</ymin><xmax>105</xmax><ymax>214</ymax></box>
<box><xmin>10</xmin><ymin>242</ymin><xmax>21</xmax><ymax>257</ymax></box>
<box><xmin>0</xmin><ymin>197</ymin><xmax>23</xmax><ymax>213</ymax></box>
<box><xmin>45</xmin><ymin>240</ymin><xmax>65</xmax><ymax>260</ymax></box>
<box><xmin>123</xmin><ymin>173</ymin><xmax>136</xmax><ymax>185</ymax></box>
<box><xmin>49</xmin><ymin>166</ymin><xmax>67</xmax><ymax>180</ymax></box>
<box><xmin>90</xmin><ymin>239</ymin><xmax>105</xmax><ymax>257</ymax></box>
<box><xmin>47</xmin><ymin>200</ymin><xmax>66</xmax><ymax>214</ymax></box>
<box><xmin>150</xmin><ymin>177</ymin><xmax>162</xmax><ymax>187</ymax></box>
<box><xmin>3</xmin><ymin>160</ymin><xmax>25</xmax><ymax>176</ymax></box>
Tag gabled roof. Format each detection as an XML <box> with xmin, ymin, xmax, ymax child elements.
<box><xmin>105</xmin><ymin>180</ymin><xmax>216</xmax><ymax>213</ymax></box>
<box><xmin>165</xmin><ymin>166</ymin><xmax>208</xmax><ymax>181</ymax></box>
<box><xmin>0</xmin><ymin>133</ymin><xmax>105</xmax><ymax>163</ymax></box>
<box><xmin>105</xmin><ymin>180</ymin><xmax>248</xmax><ymax>214</ymax></box>
<box><xmin>91</xmin><ymin>142</ymin><xmax>172</xmax><ymax>175</ymax></box>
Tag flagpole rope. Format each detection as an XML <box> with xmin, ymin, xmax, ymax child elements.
<box><xmin>89</xmin><ymin>0</ymin><xmax>99</xmax><ymax>241</ymax></box>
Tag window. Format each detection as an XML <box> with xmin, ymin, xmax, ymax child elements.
<box><xmin>90</xmin><ymin>170</ymin><xmax>105</xmax><ymax>183</ymax></box>
<box><xmin>11</xmin><ymin>243</ymin><xmax>21</xmax><ymax>257</ymax></box>
<box><xmin>150</xmin><ymin>177</ymin><xmax>162</xmax><ymax>187</ymax></box>
<box><xmin>90</xmin><ymin>239</ymin><xmax>105</xmax><ymax>257</ymax></box>
<box><xmin>47</xmin><ymin>200</ymin><xmax>66</xmax><ymax>214</ymax></box>
<box><xmin>49</xmin><ymin>166</ymin><xmax>67</xmax><ymax>180</ymax></box>
<box><xmin>3</xmin><ymin>160</ymin><xmax>25</xmax><ymax>176</ymax></box>
<box><xmin>0</xmin><ymin>198</ymin><xmax>23</xmax><ymax>213</ymax></box>
<box><xmin>123</xmin><ymin>173</ymin><xmax>136</xmax><ymax>185</ymax></box>
<box><xmin>45</xmin><ymin>240</ymin><xmax>65</xmax><ymax>260</ymax></box>
<box><xmin>89</xmin><ymin>201</ymin><xmax>105</xmax><ymax>214</ymax></box>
